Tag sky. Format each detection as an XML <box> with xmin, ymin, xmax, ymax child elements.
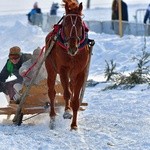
<box><xmin>0</xmin><ymin>1</ymin><xmax>150</xmax><ymax>150</ymax></box>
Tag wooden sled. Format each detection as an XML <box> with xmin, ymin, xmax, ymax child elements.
<box><xmin>0</xmin><ymin>79</ymin><xmax>88</xmax><ymax>125</ymax></box>
<box><xmin>0</xmin><ymin>80</ymin><xmax>60</xmax><ymax>113</ymax></box>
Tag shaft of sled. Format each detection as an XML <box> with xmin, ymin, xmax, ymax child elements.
<box><xmin>79</xmin><ymin>43</ymin><xmax>94</xmax><ymax>105</ymax></box>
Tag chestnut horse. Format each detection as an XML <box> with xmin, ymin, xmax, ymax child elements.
<box><xmin>45</xmin><ymin>0</ymin><xmax>90</xmax><ymax>130</ymax></box>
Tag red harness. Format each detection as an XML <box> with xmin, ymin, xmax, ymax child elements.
<box><xmin>46</xmin><ymin>22</ymin><xmax>89</xmax><ymax>51</ymax></box>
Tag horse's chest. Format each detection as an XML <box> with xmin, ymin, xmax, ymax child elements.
<box><xmin>55</xmin><ymin>48</ymin><xmax>89</xmax><ymax>72</ymax></box>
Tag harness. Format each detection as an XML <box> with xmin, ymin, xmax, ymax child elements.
<box><xmin>57</xmin><ymin>24</ymin><xmax>88</xmax><ymax>50</ymax></box>
<box><xmin>46</xmin><ymin>20</ymin><xmax>89</xmax><ymax>51</ymax></box>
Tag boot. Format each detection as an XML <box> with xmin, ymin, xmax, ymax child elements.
<box><xmin>0</xmin><ymin>82</ymin><xmax>8</xmax><ymax>95</ymax></box>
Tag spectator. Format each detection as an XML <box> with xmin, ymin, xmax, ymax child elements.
<box><xmin>111</xmin><ymin>0</ymin><xmax>118</xmax><ymax>21</ymax></box>
<box><xmin>111</xmin><ymin>0</ymin><xmax>128</xmax><ymax>34</ymax></box>
<box><xmin>50</xmin><ymin>2</ymin><xmax>59</xmax><ymax>15</ymax></box>
<box><xmin>27</xmin><ymin>2</ymin><xmax>42</xmax><ymax>24</ymax></box>
<box><xmin>143</xmin><ymin>4</ymin><xmax>150</xmax><ymax>35</ymax></box>
<box><xmin>144</xmin><ymin>4</ymin><xmax>150</xmax><ymax>24</ymax></box>
<box><xmin>112</xmin><ymin>0</ymin><xmax>128</xmax><ymax>21</ymax></box>
<box><xmin>0</xmin><ymin>46</ymin><xmax>31</xmax><ymax>103</ymax></box>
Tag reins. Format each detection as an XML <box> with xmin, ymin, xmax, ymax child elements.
<box><xmin>22</xmin><ymin>46</ymin><xmax>45</xmax><ymax>79</ymax></box>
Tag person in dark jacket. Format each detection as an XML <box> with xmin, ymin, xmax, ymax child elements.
<box><xmin>111</xmin><ymin>0</ymin><xmax>128</xmax><ymax>21</ymax></box>
<box><xmin>0</xmin><ymin>46</ymin><xmax>31</xmax><ymax>103</ymax></box>
<box><xmin>144</xmin><ymin>4</ymin><xmax>150</xmax><ymax>24</ymax></box>
<box><xmin>50</xmin><ymin>2</ymin><xmax>59</xmax><ymax>15</ymax></box>
<box><xmin>27</xmin><ymin>2</ymin><xmax>42</xmax><ymax>24</ymax></box>
<box><xmin>112</xmin><ymin>0</ymin><xmax>119</xmax><ymax>21</ymax></box>
<box><xmin>111</xmin><ymin>0</ymin><xmax>128</xmax><ymax>34</ymax></box>
<box><xmin>143</xmin><ymin>4</ymin><xmax>150</xmax><ymax>35</ymax></box>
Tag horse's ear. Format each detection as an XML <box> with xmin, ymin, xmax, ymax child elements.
<box><xmin>78</xmin><ymin>2</ymin><xmax>83</xmax><ymax>12</ymax></box>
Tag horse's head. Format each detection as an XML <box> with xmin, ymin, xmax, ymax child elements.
<box><xmin>62</xmin><ymin>1</ymin><xmax>83</xmax><ymax>56</ymax></box>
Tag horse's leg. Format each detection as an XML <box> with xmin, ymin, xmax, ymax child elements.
<box><xmin>47</xmin><ymin>73</ymin><xmax>57</xmax><ymax>117</ymax></box>
<box><xmin>59</xmin><ymin>68</ymin><xmax>72</xmax><ymax>119</ymax></box>
<box><xmin>45</xmin><ymin>60</ymin><xmax>57</xmax><ymax>119</ymax></box>
<box><xmin>47</xmin><ymin>69</ymin><xmax>57</xmax><ymax>129</ymax></box>
<box><xmin>71</xmin><ymin>70</ymin><xmax>86</xmax><ymax>129</ymax></box>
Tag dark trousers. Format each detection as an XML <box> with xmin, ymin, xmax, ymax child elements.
<box><xmin>0</xmin><ymin>79</ymin><xmax>22</xmax><ymax>100</ymax></box>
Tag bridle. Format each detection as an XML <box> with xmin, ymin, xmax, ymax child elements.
<box><xmin>61</xmin><ymin>14</ymin><xmax>83</xmax><ymax>48</ymax></box>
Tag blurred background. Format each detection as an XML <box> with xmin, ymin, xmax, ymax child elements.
<box><xmin>0</xmin><ymin>0</ymin><xmax>148</xmax><ymax>14</ymax></box>
<box><xmin>0</xmin><ymin>0</ymin><xmax>149</xmax><ymax>36</ymax></box>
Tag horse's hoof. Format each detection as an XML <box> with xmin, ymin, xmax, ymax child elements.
<box><xmin>71</xmin><ymin>126</ymin><xmax>78</xmax><ymax>131</ymax></box>
<box><xmin>63</xmin><ymin>110</ymin><xmax>72</xmax><ymax>119</ymax></box>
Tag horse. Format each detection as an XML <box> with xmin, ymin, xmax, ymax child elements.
<box><xmin>45</xmin><ymin>0</ymin><xmax>91</xmax><ymax>130</ymax></box>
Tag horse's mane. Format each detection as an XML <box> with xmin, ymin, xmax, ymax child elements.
<box><xmin>62</xmin><ymin>0</ymin><xmax>80</xmax><ymax>13</ymax></box>
<box><xmin>62</xmin><ymin>0</ymin><xmax>78</xmax><ymax>9</ymax></box>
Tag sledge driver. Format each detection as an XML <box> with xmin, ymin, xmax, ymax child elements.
<box><xmin>0</xmin><ymin>46</ymin><xmax>31</xmax><ymax>104</ymax></box>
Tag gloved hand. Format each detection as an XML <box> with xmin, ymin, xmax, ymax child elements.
<box><xmin>20</xmin><ymin>69</ymin><xmax>27</xmax><ymax>77</ymax></box>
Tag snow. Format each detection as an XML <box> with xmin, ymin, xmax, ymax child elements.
<box><xmin>0</xmin><ymin>1</ymin><xmax>150</xmax><ymax>150</ymax></box>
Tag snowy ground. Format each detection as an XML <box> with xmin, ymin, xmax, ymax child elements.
<box><xmin>0</xmin><ymin>2</ymin><xmax>150</xmax><ymax>150</ymax></box>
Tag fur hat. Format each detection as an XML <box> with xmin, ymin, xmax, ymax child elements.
<box><xmin>33</xmin><ymin>2</ymin><xmax>38</xmax><ymax>8</ymax></box>
<box><xmin>31</xmin><ymin>47</ymin><xmax>42</xmax><ymax>62</ymax></box>
<box><xmin>9</xmin><ymin>46</ymin><xmax>21</xmax><ymax>59</ymax></box>
<box><xmin>33</xmin><ymin>47</ymin><xmax>41</xmax><ymax>56</ymax></box>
